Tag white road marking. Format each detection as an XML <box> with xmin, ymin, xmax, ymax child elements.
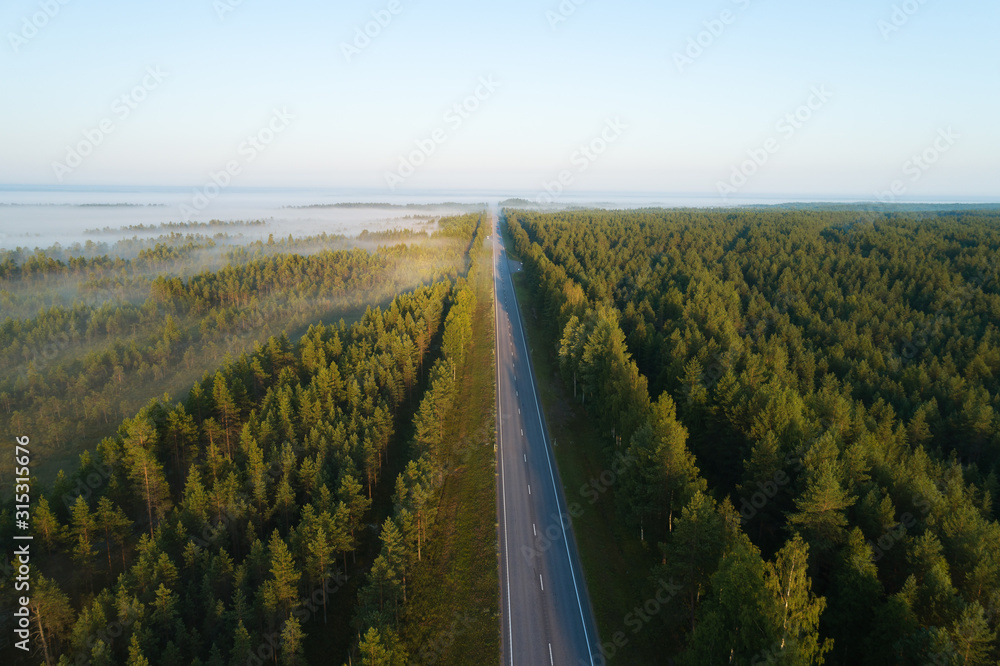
<box><xmin>549</xmin><ymin>643</ymin><xmax>554</xmax><ymax>665</ymax></box>
<box><xmin>524</xmin><ymin>453</ymin><xmax>527</xmax><ymax>462</ymax></box>
<box><xmin>504</xmin><ymin>244</ymin><xmax>596</xmax><ymax>666</ymax></box>
<box><xmin>533</xmin><ymin>523</ymin><xmax>536</xmax><ymax>536</ymax></box>
<box><xmin>540</xmin><ymin>574</ymin><xmax>544</xmax><ymax>591</ymax></box>
<box><xmin>528</xmin><ymin>485</ymin><xmax>531</xmax><ymax>495</ymax></box>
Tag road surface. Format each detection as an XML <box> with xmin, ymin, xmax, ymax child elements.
<box><xmin>492</xmin><ymin>207</ymin><xmax>599</xmax><ymax>666</ymax></box>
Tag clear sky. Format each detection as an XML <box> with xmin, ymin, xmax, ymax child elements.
<box><xmin>2</xmin><ymin>0</ymin><xmax>998</xmax><ymax>199</ymax></box>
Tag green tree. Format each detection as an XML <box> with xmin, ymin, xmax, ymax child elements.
<box><xmin>737</xmin><ymin>432</ymin><xmax>786</xmax><ymax>540</ymax></box>
<box><xmin>150</xmin><ymin>583</ymin><xmax>178</xmax><ymax>629</ymax></box>
<box><xmin>29</xmin><ymin>575</ymin><xmax>74</xmax><ymax>666</ymax></box>
<box><xmin>763</xmin><ymin>534</ymin><xmax>832</xmax><ymax>663</ymax></box>
<box><xmin>558</xmin><ymin>315</ymin><xmax>588</xmax><ymax>400</ymax></box>
<box><xmin>659</xmin><ymin>491</ymin><xmax>726</xmax><ymax>633</ymax></box>
<box><xmin>623</xmin><ymin>392</ymin><xmax>703</xmax><ymax>536</ymax></box>
<box><xmin>339</xmin><ymin>473</ymin><xmax>371</xmax><ymax>563</ymax></box>
<box><xmin>34</xmin><ymin>495</ymin><xmax>66</xmax><ymax>554</ymax></box>
<box><xmin>787</xmin><ymin>461</ymin><xmax>855</xmax><ymax>554</ymax></box>
<box><xmin>359</xmin><ymin>626</ymin><xmax>390</xmax><ymax>666</ymax></box>
<box><xmin>826</xmin><ymin>528</ymin><xmax>883</xmax><ymax>664</ymax></box>
<box><xmin>122</xmin><ymin>414</ymin><xmax>172</xmax><ymax>537</ymax></box>
<box><xmin>70</xmin><ymin>496</ymin><xmax>96</xmax><ymax>588</ymax></box>
<box><xmin>682</xmin><ymin>535</ymin><xmax>776</xmax><ymax>665</ymax></box>
<box><xmin>229</xmin><ymin>620</ymin><xmax>253</xmax><ymax>666</ymax></box>
<box><xmin>212</xmin><ymin>373</ymin><xmax>240</xmax><ymax>458</ymax></box>
<box><xmin>165</xmin><ymin>404</ymin><xmax>198</xmax><ymax>481</ymax></box>
<box><xmin>260</xmin><ymin>529</ymin><xmax>301</xmax><ymax>624</ymax></box>
<box><xmin>296</xmin><ymin>504</ymin><xmax>337</xmax><ymax>624</ymax></box>
<box><xmin>379</xmin><ymin>517</ymin><xmax>409</xmax><ymax>604</ymax></box>
<box><xmin>358</xmin><ymin>626</ymin><xmax>407</xmax><ymax>666</ymax></box>
<box><xmin>949</xmin><ymin>601</ymin><xmax>996</xmax><ymax>666</ymax></box>
<box><xmin>280</xmin><ymin>616</ymin><xmax>305</xmax><ymax>666</ymax></box>
<box><xmin>441</xmin><ymin>287</ymin><xmax>476</xmax><ymax>371</ymax></box>
<box><xmin>94</xmin><ymin>496</ymin><xmax>131</xmax><ymax>574</ymax></box>
<box><xmin>127</xmin><ymin>633</ymin><xmax>150</xmax><ymax>666</ymax></box>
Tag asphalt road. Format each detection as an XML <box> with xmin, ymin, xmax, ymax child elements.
<box><xmin>492</xmin><ymin>208</ymin><xmax>600</xmax><ymax>666</ymax></box>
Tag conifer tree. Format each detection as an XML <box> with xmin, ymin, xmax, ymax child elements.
<box><xmin>280</xmin><ymin>617</ymin><xmax>305</xmax><ymax>666</ymax></box>
<box><xmin>94</xmin><ymin>496</ymin><xmax>131</xmax><ymax>574</ymax></box>
<box><xmin>122</xmin><ymin>414</ymin><xmax>172</xmax><ymax>537</ymax></box>
<box><xmin>29</xmin><ymin>574</ymin><xmax>74</xmax><ymax>666</ymax></box>
<box><xmin>261</xmin><ymin>529</ymin><xmax>301</xmax><ymax>624</ymax></box>
<box><xmin>33</xmin><ymin>495</ymin><xmax>66</xmax><ymax>554</ymax></box>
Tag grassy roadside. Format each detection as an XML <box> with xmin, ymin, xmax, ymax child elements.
<box><xmin>503</xmin><ymin>231</ymin><xmax>661</xmax><ymax>664</ymax></box>
<box><xmin>401</xmin><ymin>230</ymin><xmax>499</xmax><ymax>664</ymax></box>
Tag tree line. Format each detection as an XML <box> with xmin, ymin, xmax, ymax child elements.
<box><xmin>0</xmin><ymin>212</ymin><xmax>491</xmax><ymax>665</ymax></box>
<box><xmin>1</xmin><ymin>275</ymin><xmax>456</xmax><ymax>664</ymax></box>
<box><xmin>0</xmin><ymin>216</ymin><xmax>480</xmax><ymax>494</ymax></box>
<box><xmin>348</xmin><ymin>218</ymin><xmax>489</xmax><ymax>664</ymax></box>
<box><xmin>507</xmin><ymin>207</ymin><xmax>999</xmax><ymax>664</ymax></box>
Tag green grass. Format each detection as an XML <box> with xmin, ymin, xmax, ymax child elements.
<box><xmin>504</xmin><ymin>242</ymin><xmax>662</xmax><ymax>664</ymax></box>
<box><xmin>401</xmin><ymin>249</ymin><xmax>499</xmax><ymax>665</ymax></box>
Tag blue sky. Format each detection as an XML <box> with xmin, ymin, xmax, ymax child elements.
<box><xmin>2</xmin><ymin>0</ymin><xmax>998</xmax><ymax>199</ymax></box>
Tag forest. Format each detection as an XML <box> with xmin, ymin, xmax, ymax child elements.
<box><xmin>506</xmin><ymin>207</ymin><xmax>1000</xmax><ymax>665</ymax></box>
<box><xmin>0</xmin><ymin>220</ymin><xmax>475</xmax><ymax>492</ymax></box>
<box><xmin>0</xmin><ymin>213</ymin><xmax>497</xmax><ymax>665</ymax></box>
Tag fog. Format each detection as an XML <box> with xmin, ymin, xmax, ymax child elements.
<box><xmin>1</xmin><ymin>185</ymin><xmax>845</xmax><ymax>251</ymax></box>
<box><xmin>0</xmin><ymin>186</ymin><xmax>495</xmax><ymax>248</ymax></box>
<box><xmin>0</xmin><ymin>200</ymin><xmax>485</xmax><ymax>251</ymax></box>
